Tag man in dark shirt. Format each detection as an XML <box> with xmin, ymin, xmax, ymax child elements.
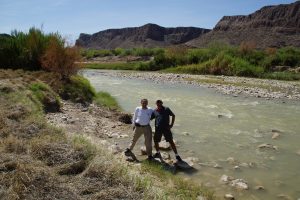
<box><xmin>152</xmin><ymin>100</ymin><xmax>182</xmax><ymax>161</ymax></box>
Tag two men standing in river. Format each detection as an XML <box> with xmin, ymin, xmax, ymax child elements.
<box><xmin>125</xmin><ymin>99</ymin><xmax>182</xmax><ymax>162</ymax></box>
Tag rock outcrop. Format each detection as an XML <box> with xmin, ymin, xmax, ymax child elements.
<box><xmin>76</xmin><ymin>23</ymin><xmax>210</xmax><ymax>49</ymax></box>
<box><xmin>187</xmin><ymin>1</ymin><xmax>300</xmax><ymax>48</ymax></box>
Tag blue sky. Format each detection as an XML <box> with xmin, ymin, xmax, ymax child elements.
<box><xmin>0</xmin><ymin>0</ymin><xmax>296</xmax><ymax>42</ymax></box>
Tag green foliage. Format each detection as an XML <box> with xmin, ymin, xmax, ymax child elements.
<box><xmin>61</xmin><ymin>75</ymin><xmax>96</xmax><ymax>103</ymax></box>
<box><xmin>81</xmin><ymin>49</ymin><xmax>113</xmax><ymax>59</ymax></box>
<box><xmin>84</xmin><ymin>62</ymin><xmax>139</xmax><ymax>70</ymax></box>
<box><xmin>81</xmin><ymin>48</ymin><xmax>165</xmax><ymax>58</ymax></box>
<box><xmin>0</xmin><ymin>27</ymin><xmax>64</xmax><ymax>70</ymax></box>
<box><xmin>29</xmin><ymin>82</ymin><xmax>61</xmax><ymax>112</ymax></box>
<box><xmin>94</xmin><ymin>91</ymin><xmax>120</xmax><ymax>110</ymax></box>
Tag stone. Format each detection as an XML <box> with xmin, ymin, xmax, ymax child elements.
<box><xmin>140</xmin><ymin>146</ymin><xmax>147</xmax><ymax>155</ymax></box>
<box><xmin>109</xmin><ymin>143</ymin><xmax>122</xmax><ymax>154</ymax></box>
<box><xmin>297</xmin><ymin>150</ymin><xmax>300</xmax><ymax>156</ymax></box>
<box><xmin>213</xmin><ymin>164</ymin><xmax>222</xmax><ymax>169</ymax></box>
<box><xmin>159</xmin><ymin>140</ymin><xmax>171</xmax><ymax>150</ymax></box>
<box><xmin>224</xmin><ymin>194</ymin><xmax>235</xmax><ymax>200</ymax></box>
<box><xmin>230</xmin><ymin>179</ymin><xmax>249</xmax><ymax>190</ymax></box>
<box><xmin>183</xmin><ymin>157</ymin><xmax>199</xmax><ymax>167</ymax></box>
<box><xmin>118</xmin><ymin>113</ymin><xmax>132</xmax><ymax>124</ymax></box>
<box><xmin>161</xmin><ymin>152</ymin><xmax>171</xmax><ymax>160</ymax></box>
<box><xmin>226</xmin><ymin>157</ymin><xmax>236</xmax><ymax>164</ymax></box>
<box><xmin>117</xmin><ymin>134</ymin><xmax>129</xmax><ymax>139</ymax></box>
<box><xmin>62</xmin><ymin>116</ymin><xmax>68</xmax><ymax>121</ymax></box>
<box><xmin>258</xmin><ymin>143</ymin><xmax>278</xmax><ymax>150</ymax></box>
<box><xmin>233</xmin><ymin>166</ymin><xmax>240</xmax><ymax>170</ymax></box>
<box><xmin>254</xmin><ymin>185</ymin><xmax>265</xmax><ymax>191</ymax></box>
<box><xmin>272</xmin><ymin>132</ymin><xmax>280</xmax><ymax>139</ymax></box>
<box><xmin>220</xmin><ymin>175</ymin><xmax>233</xmax><ymax>184</ymax></box>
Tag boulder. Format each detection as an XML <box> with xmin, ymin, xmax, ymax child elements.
<box><xmin>118</xmin><ymin>113</ymin><xmax>132</xmax><ymax>124</ymax></box>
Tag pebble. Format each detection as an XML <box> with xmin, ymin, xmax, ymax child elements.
<box><xmin>258</xmin><ymin>143</ymin><xmax>278</xmax><ymax>150</ymax></box>
<box><xmin>213</xmin><ymin>164</ymin><xmax>222</xmax><ymax>169</ymax></box>
<box><xmin>272</xmin><ymin>132</ymin><xmax>280</xmax><ymax>139</ymax></box>
<box><xmin>159</xmin><ymin>140</ymin><xmax>171</xmax><ymax>150</ymax></box>
<box><xmin>233</xmin><ymin>166</ymin><xmax>241</xmax><ymax>170</ymax></box>
<box><xmin>296</xmin><ymin>150</ymin><xmax>300</xmax><ymax>156</ymax></box>
<box><xmin>224</xmin><ymin>194</ymin><xmax>235</xmax><ymax>200</ymax></box>
<box><xmin>220</xmin><ymin>175</ymin><xmax>233</xmax><ymax>184</ymax></box>
<box><xmin>254</xmin><ymin>185</ymin><xmax>265</xmax><ymax>191</ymax></box>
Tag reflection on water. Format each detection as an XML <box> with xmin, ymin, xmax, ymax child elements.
<box><xmin>83</xmin><ymin>70</ymin><xmax>300</xmax><ymax>199</ymax></box>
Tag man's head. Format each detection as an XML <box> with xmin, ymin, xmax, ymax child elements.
<box><xmin>141</xmin><ymin>98</ymin><xmax>148</xmax><ymax>109</ymax></box>
<box><xmin>156</xmin><ymin>99</ymin><xmax>163</xmax><ymax>108</ymax></box>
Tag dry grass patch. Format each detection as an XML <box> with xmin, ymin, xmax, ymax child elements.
<box><xmin>2</xmin><ymin>135</ymin><xmax>27</xmax><ymax>154</ymax></box>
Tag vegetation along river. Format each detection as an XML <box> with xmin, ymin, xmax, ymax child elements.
<box><xmin>83</xmin><ymin>69</ymin><xmax>300</xmax><ymax>200</ymax></box>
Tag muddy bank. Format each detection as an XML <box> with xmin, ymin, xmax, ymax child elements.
<box><xmin>90</xmin><ymin>70</ymin><xmax>300</xmax><ymax>100</ymax></box>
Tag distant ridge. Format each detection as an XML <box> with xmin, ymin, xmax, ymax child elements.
<box><xmin>76</xmin><ymin>23</ymin><xmax>211</xmax><ymax>49</ymax></box>
<box><xmin>187</xmin><ymin>1</ymin><xmax>300</xmax><ymax>48</ymax></box>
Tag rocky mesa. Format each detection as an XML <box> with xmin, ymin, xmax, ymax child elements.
<box><xmin>75</xmin><ymin>23</ymin><xmax>211</xmax><ymax>49</ymax></box>
<box><xmin>187</xmin><ymin>1</ymin><xmax>300</xmax><ymax>48</ymax></box>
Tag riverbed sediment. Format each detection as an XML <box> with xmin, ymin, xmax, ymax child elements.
<box><xmin>91</xmin><ymin>70</ymin><xmax>300</xmax><ymax>100</ymax></box>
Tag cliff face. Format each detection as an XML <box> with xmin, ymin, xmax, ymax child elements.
<box><xmin>187</xmin><ymin>1</ymin><xmax>300</xmax><ymax>48</ymax></box>
<box><xmin>76</xmin><ymin>23</ymin><xmax>211</xmax><ymax>49</ymax></box>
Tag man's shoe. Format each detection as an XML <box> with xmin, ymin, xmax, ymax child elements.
<box><xmin>124</xmin><ymin>148</ymin><xmax>132</xmax><ymax>156</ymax></box>
<box><xmin>153</xmin><ymin>152</ymin><xmax>161</xmax><ymax>159</ymax></box>
<box><xmin>146</xmin><ymin>155</ymin><xmax>155</xmax><ymax>161</ymax></box>
<box><xmin>176</xmin><ymin>155</ymin><xmax>182</xmax><ymax>162</ymax></box>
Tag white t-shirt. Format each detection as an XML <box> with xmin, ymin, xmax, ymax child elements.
<box><xmin>132</xmin><ymin>106</ymin><xmax>153</xmax><ymax>126</ymax></box>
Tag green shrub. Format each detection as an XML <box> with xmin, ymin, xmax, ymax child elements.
<box><xmin>0</xmin><ymin>27</ymin><xmax>64</xmax><ymax>70</ymax></box>
<box><xmin>61</xmin><ymin>75</ymin><xmax>96</xmax><ymax>103</ymax></box>
<box><xmin>94</xmin><ymin>92</ymin><xmax>120</xmax><ymax>110</ymax></box>
<box><xmin>29</xmin><ymin>82</ymin><xmax>61</xmax><ymax>112</ymax></box>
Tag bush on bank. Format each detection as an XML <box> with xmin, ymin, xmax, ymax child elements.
<box><xmin>0</xmin><ymin>27</ymin><xmax>81</xmax><ymax>79</ymax></box>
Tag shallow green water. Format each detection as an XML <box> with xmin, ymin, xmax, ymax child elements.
<box><xmin>83</xmin><ymin>70</ymin><xmax>300</xmax><ymax>199</ymax></box>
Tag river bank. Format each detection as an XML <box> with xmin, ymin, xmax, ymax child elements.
<box><xmin>90</xmin><ymin>70</ymin><xmax>300</xmax><ymax>101</ymax></box>
<box><xmin>0</xmin><ymin>69</ymin><xmax>214</xmax><ymax>200</ymax></box>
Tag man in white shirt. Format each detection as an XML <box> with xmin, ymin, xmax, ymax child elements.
<box><xmin>125</xmin><ymin>99</ymin><xmax>154</xmax><ymax>160</ymax></box>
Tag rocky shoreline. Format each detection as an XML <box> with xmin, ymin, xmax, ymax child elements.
<box><xmin>92</xmin><ymin>70</ymin><xmax>300</xmax><ymax>101</ymax></box>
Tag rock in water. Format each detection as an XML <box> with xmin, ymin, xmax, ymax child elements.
<box><xmin>230</xmin><ymin>179</ymin><xmax>249</xmax><ymax>190</ymax></box>
<box><xmin>224</xmin><ymin>194</ymin><xmax>235</xmax><ymax>200</ymax></box>
<box><xmin>258</xmin><ymin>143</ymin><xmax>278</xmax><ymax>150</ymax></box>
<box><xmin>220</xmin><ymin>175</ymin><xmax>234</xmax><ymax>184</ymax></box>
<box><xmin>272</xmin><ymin>132</ymin><xmax>280</xmax><ymax>139</ymax></box>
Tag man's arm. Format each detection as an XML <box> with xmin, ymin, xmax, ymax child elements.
<box><xmin>132</xmin><ymin>108</ymin><xmax>138</xmax><ymax>126</ymax></box>
<box><xmin>168</xmin><ymin>108</ymin><xmax>175</xmax><ymax>129</ymax></box>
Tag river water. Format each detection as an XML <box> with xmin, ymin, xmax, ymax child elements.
<box><xmin>83</xmin><ymin>70</ymin><xmax>300</xmax><ymax>200</ymax></box>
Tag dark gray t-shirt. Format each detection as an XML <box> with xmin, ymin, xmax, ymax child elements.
<box><xmin>152</xmin><ymin>106</ymin><xmax>174</xmax><ymax>128</ymax></box>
